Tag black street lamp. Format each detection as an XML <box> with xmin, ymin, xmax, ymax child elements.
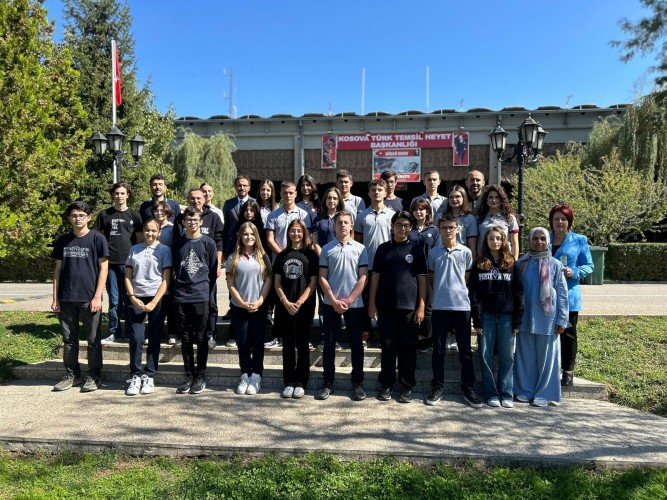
<box><xmin>489</xmin><ymin>114</ymin><xmax>547</xmax><ymax>253</ymax></box>
<box><xmin>90</xmin><ymin>126</ymin><xmax>146</xmax><ymax>183</ymax></box>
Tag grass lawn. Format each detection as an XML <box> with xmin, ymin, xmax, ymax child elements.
<box><xmin>0</xmin><ymin>452</ymin><xmax>665</xmax><ymax>499</ymax></box>
<box><xmin>0</xmin><ymin>312</ymin><xmax>665</xmax><ymax>416</ymax></box>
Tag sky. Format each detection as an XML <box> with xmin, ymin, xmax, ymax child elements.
<box><xmin>42</xmin><ymin>0</ymin><xmax>658</xmax><ymax>119</ymax></box>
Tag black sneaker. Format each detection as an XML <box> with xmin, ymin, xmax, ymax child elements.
<box><xmin>177</xmin><ymin>375</ymin><xmax>194</xmax><ymax>394</ymax></box>
<box><xmin>399</xmin><ymin>388</ymin><xmax>413</xmax><ymax>403</ymax></box>
<box><xmin>425</xmin><ymin>387</ymin><xmax>443</xmax><ymax>406</ymax></box>
<box><xmin>461</xmin><ymin>387</ymin><xmax>483</xmax><ymax>408</ymax></box>
<box><xmin>561</xmin><ymin>373</ymin><xmax>574</xmax><ymax>387</ymax></box>
<box><xmin>315</xmin><ymin>386</ymin><xmax>333</xmax><ymax>400</ymax></box>
<box><xmin>377</xmin><ymin>387</ymin><xmax>392</xmax><ymax>401</ymax></box>
<box><xmin>53</xmin><ymin>374</ymin><xmax>83</xmax><ymax>392</ymax></box>
<box><xmin>81</xmin><ymin>376</ymin><xmax>100</xmax><ymax>393</ymax></box>
<box><xmin>190</xmin><ymin>377</ymin><xmax>206</xmax><ymax>394</ymax></box>
<box><xmin>352</xmin><ymin>385</ymin><xmax>366</xmax><ymax>401</ymax></box>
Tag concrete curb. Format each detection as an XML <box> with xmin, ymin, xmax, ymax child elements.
<box><xmin>1</xmin><ymin>436</ymin><xmax>664</xmax><ymax>469</ymax></box>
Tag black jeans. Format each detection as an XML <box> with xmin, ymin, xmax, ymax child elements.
<box><xmin>560</xmin><ymin>311</ymin><xmax>579</xmax><ymax>372</ymax></box>
<box><xmin>207</xmin><ymin>283</ymin><xmax>218</xmax><ymax>340</ymax></box>
<box><xmin>231</xmin><ymin>303</ymin><xmax>267</xmax><ymax>376</ymax></box>
<box><xmin>175</xmin><ymin>302</ymin><xmax>209</xmax><ymax>377</ymax></box>
<box><xmin>59</xmin><ymin>301</ymin><xmax>103</xmax><ymax>378</ymax></box>
<box><xmin>432</xmin><ymin>310</ymin><xmax>475</xmax><ymax>389</ymax></box>
<box><xmin>321</xmin><ymin>303</ymin><xmax>364</xmax><ymax>387</ymax></box>
<box><xmin>378</xmin><ymin>308</ymin><xmax>418</xmax><ymax>389</ymax></box>
<box><xmin>127</xmin><ymin>296</ymin><xmax>166</xmax><ymax>377</ymax></box>
<box><xmin>277</xmin><ymin>300</ymin><xmax>314</xmax><ymax>387</ymax></box>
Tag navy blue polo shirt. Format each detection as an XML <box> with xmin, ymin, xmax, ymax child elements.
<box><xmin>372</xmin><ymin>239</ymin><xmax>427</xmax><ymax>310</ymax></box>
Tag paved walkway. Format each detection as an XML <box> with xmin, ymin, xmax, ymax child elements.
<box><xmin>1</xmin><ymin>281</ymin><xmax>667</xmax><ymax>315</ymax></box>
<box><xmin>0</xmin><ymin>381</ymin><xmax>665</xmax><ymax>466</ymax></box>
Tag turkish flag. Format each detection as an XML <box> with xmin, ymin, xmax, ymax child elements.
<box><xmin>113</xmin><ymin>42</ymin><xmax>122</xmax><ymax>106</ymax></box>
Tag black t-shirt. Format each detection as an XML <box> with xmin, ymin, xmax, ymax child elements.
<box><xmin>372</xmin><ymin>239</ymin><xmax>427</xmax><ymax>310</ymax></box>
<box><xmin>273</xmin><ymin>247</ymin><xmax>319</xmax><ymax>304</ymax></box>
<box><xmin>51</xmin><ymin>231</ymin><xmax>109</xmax><ymax>303</ymax></box>
<box><xmin>94</xmin><ymin>207</ymin><xmax>142</xmax><ymax>264</ymax></box>
<box><xmin>172</xmin><ymin>235</ymin><xmax>218</xmax><ymax>304</ymax></box>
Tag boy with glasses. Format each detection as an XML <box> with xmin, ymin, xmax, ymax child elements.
<box><xmin>368</xmin><ymin>211</ymin><xmax>427</xmax><ymax>403</ymax></box>
<box><xmin>52</xmin><ymin>201</ymin><xmax>109</xmax><ymax>392</ymax></box>
<box><xmin>172</xmin><ymin>207</ymin><xmax>218</xmax><ymax>394</ymax></box>
<box><xmin>426</xmin><ymin>213</ymin><xmax>482</xmax><ymax>408</ymax></box>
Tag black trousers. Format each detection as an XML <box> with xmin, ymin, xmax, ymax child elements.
<box><xmin>277</xmin><ymin>300</ymin><xmax>314</xmax><ymax>387</ymax></box>
<box><xmin>175</xmin><ymin>302</ymin><xmax>209</xmax><ymax>377</ymax></box>
<box><xmin>377</xmin><ymin>308</ymin><xmax>418</xmax><ymax>389</ymax></box>
<box><xmin>560</xmin><ymin>311</ymin><xmax>579</xmax><ymax>372</ymax></box>
<box><xmin>432</xmin><ymin>310</ymin><xmax>475</xmax><ymax>389</ymax></box>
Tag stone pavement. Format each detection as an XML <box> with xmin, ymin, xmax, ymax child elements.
<box><xmin>2</xmin><ymin>280</ymin><xmax>667</xmax><ymax>315</ymax></box>
<box><xmin>0</xmin><ymin>380</ymin><xmax>665</xmax><ymax>467</ymax></box>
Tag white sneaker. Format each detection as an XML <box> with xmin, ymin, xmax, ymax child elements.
<box><xmin>446</xmin><ymin>336</ymin><xmax>458</xmax><ymax>351</ymax></box>
<box><xmin>282</xmin><ymin>386</ymin><xmax>294</xmax><ymax>398</ymax></box>
<box><xmin>531</xmin><ymin>397</ymin><xmax>548</xmax><ymax>407</ymax></box>
<box><xmin>293</xmin><ymin>386</ymin><xmax>305</xmax><ymax>399</ymax></box>
<box><xmin>246</xmin><ymin>373</ymin><xmax>261</xmax><ymax>395</ymax></box>
<box><xmin>500</xmin><ymin>398</ymin><xmax>514</xmax><ymax>408</ymax></box>
<box><xmin>237</xmin><ymin>373</ymin><xmax>249</xmax><ymax>395</ymax></box>
<box><xmin>487</xmin><ymin>397</ymin><xmax>501</xmax><ymax>407</ymax></box>
<box><xmin>125</xmin><ymin>375</ymin><xmax>141</xmax><ymax>396</ymax></box>
<box><xmin>140</xmin><ymin>375</ymin><xmax>154</xmax><ymax>394</ymax></box>
<box><xmin>515</xmin><ymin>394</ymin><xmax>531</xmax><ymax>403</ymax></box>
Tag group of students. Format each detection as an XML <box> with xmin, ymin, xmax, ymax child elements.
<box><xmin>50</xmin><ymin>168</ymin><xmax>594</xmax><ymax>409</ymax></box>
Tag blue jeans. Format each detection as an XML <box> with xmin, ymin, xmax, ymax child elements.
<box><xmin>127</xmin><ymin>296</ymin><xmax>166</xmax><ymax>377</ymax></box>
<box><xmin>479</xmin><ymin>313</ymin><xmax>514</xmax><ymax>399</ymax></box>
<box><xmin>106</xmin><ymin>264</ymin><xmax>129</xmax><ymax>338</ymax></box>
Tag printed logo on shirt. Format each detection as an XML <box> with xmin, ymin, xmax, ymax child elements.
<box><xmin>479</xmin><ymin>270</ymin><xmax>512</xmax><ymax>281</ymax></box>
<box><xmin>201</xmin><ymin>227</ymin><xmax>210</xmax><ymax>235</ymax></box>
<box><xmin>63</xmin><ymin>246</ymin><xmax>90</xmax><ymax>258</ymax></box>
<box><xmin>182</xmin><ymin>248</ymin><xmax>205</xmax><ymax>279</ymax></box>
<box><xmin>405</xmin><ymin>254</ymin><xmax>414</xmax><ymax>264</ymax></box>
<box><xmin>110</xmin><ymin>217</ymin><xmax>132</xmax><ymax>236</ymax></box>
<box><xmin>283</xmin><ymin>258</ymin><xmax>304</xmax><ymax>280</ymax></box>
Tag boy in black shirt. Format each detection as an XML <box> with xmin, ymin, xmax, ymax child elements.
<box><xmin>172</xmin><ymin>207</ymin><xmax>218</xmax><ymax>394</ymax></box>
<box><xmin>368</xmin><ymin>211</ymin><xmax>427</xmax><ymax>403</ymax></box>
<box><xmin>52</xmin><ymin>201</ymin><xmax>109</xmax><ymax>392</ymax></box>
<box><xmin>94</xmin><ymin>182</ymin><xmax>143</xmax><ymax>343</ymax></box>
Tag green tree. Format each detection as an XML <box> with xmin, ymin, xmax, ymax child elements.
<box><xmin>62</xmin><ymin>0</ymin><xmax>176</xmax><ymax>212</ymax></box>
<box><xmin>0</xmin><ymin>0</ymin><xmax>88</xmax><ymax>265</ymax></box>
<box><xmin>172</xmin><ymin>130</ymin><xmax>237</xmax><ymax>202</ymax></box>
<box><xmin>521</xmin><ymin>146</ymin><xmax>667</xmax><ymax>245</ymax></box>
<box><xmin>611</xmin><ymin>0</ymin><xmax>667</xmax><ymax>86</ymax></box>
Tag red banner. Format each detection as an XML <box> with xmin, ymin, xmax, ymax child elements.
<box><xmin>334</xmin><ymin>131</ymin><xmax>453</xmax><ymax>150</ymax></box>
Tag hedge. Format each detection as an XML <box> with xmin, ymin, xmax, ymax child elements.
<box><xmin>605</xmin><ymin>243</ymin><xmax>667</xmax><ymax>281</ymax></box>
<box><xmin>0</xmin><ymin>253</ymin><xmax>53</xmax><ymax>282</ymax></box>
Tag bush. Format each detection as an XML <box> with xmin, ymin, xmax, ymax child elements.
<box><xmin>0</xmin><ymin>253</ymin><xmax>52</xmax><ymax>282</ymax></box>
<box><xmin>605</xmin><ymin>243</ymin><xmax>667</xmax><ymax>281</ymax></box>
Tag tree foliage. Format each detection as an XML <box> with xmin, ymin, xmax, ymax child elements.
<box><xmin>0</xmin><ymin>0</ymin><xmax>88</xmax><ymax>261</ymax></box>
<box><xmin>611</xmin><ymin>0</ymin><xmax>667</xmax><ymax>86</ymax></box>
<box><xmin>521</xmin><ymin>146</ymin><xmax>667</xmax><ymax>245</ymax></box>
<box><xmin>62</xmin><ymin>0</ymin><xmax>177</xmax><ymax>211</ymax></box>
<box><xmin>586</xmin><ymin>89</ymin><xmax>667</xmax><ymax>187</ymax></box>
<box><xmin>172</xmin><ymin>130</ymin><xmax>237</xmax><ymax>202</ymax></box>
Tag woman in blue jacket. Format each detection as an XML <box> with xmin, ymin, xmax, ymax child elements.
<box><xmin>549</xmin><ymin>204</ymin><xmax>593</xmax><ymax>387</ymax></box>
<box><xmin>514</xmin><ymin>227</ymin><xmax>569</xmax><ymax>407</ymax></box>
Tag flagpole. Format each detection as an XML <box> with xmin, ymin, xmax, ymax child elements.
<box><xmin>111</xmin><ymin>39</ymin><xmax>118</xmax><ymax>182</ymax></box>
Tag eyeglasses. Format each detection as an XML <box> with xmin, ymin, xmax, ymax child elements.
<box><xmin>394</xmin><ymin>223</ymin><xmax>411</xmax><ymax>230</ymax></box>
<box><xmin>69</xmin><ymin>214</ymin><xmax>88</xmax><ymax>220</ymax></box>
<box><xmin>440</xmin><ymin>226</ymin><xmax>458</xmax><ymax>232</ymax></box>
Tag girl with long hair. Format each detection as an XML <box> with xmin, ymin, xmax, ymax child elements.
<box><xmin>469</xmin><ymin>227</ymin><xmax>524</xmax><ymax>408</ymax></box>
<box><xmin>444</xmin><ymin>185</ymin><xmax>478</xmax><ymax>261</ymax></box>
<box><xmin>274</xmin><ymin>219</ymin><xmax>319</xmax><ymax>398</ymax></box>
<box><xmin>257</xmin><ymin>179</ymin><xmax>278</xmax><ymax>225</ymax></box>
<box><xmin>477</xmin><ymin>185</ymin><xmax>519</xmax><ymax>259</ymax></box>
<box><xmin>312</xmin><ymin>186</ymin><xmax>345</xmax><ymax>255</ymax></box>
<box><xmin>226</xmin><ymin>222</ymin><xmax>272</xmax><ymax>396</ymax></box>
<box><xmin>296</xmin><ymin>174</ymin><xmax>320</xmax><ymax>222</ymax></box>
